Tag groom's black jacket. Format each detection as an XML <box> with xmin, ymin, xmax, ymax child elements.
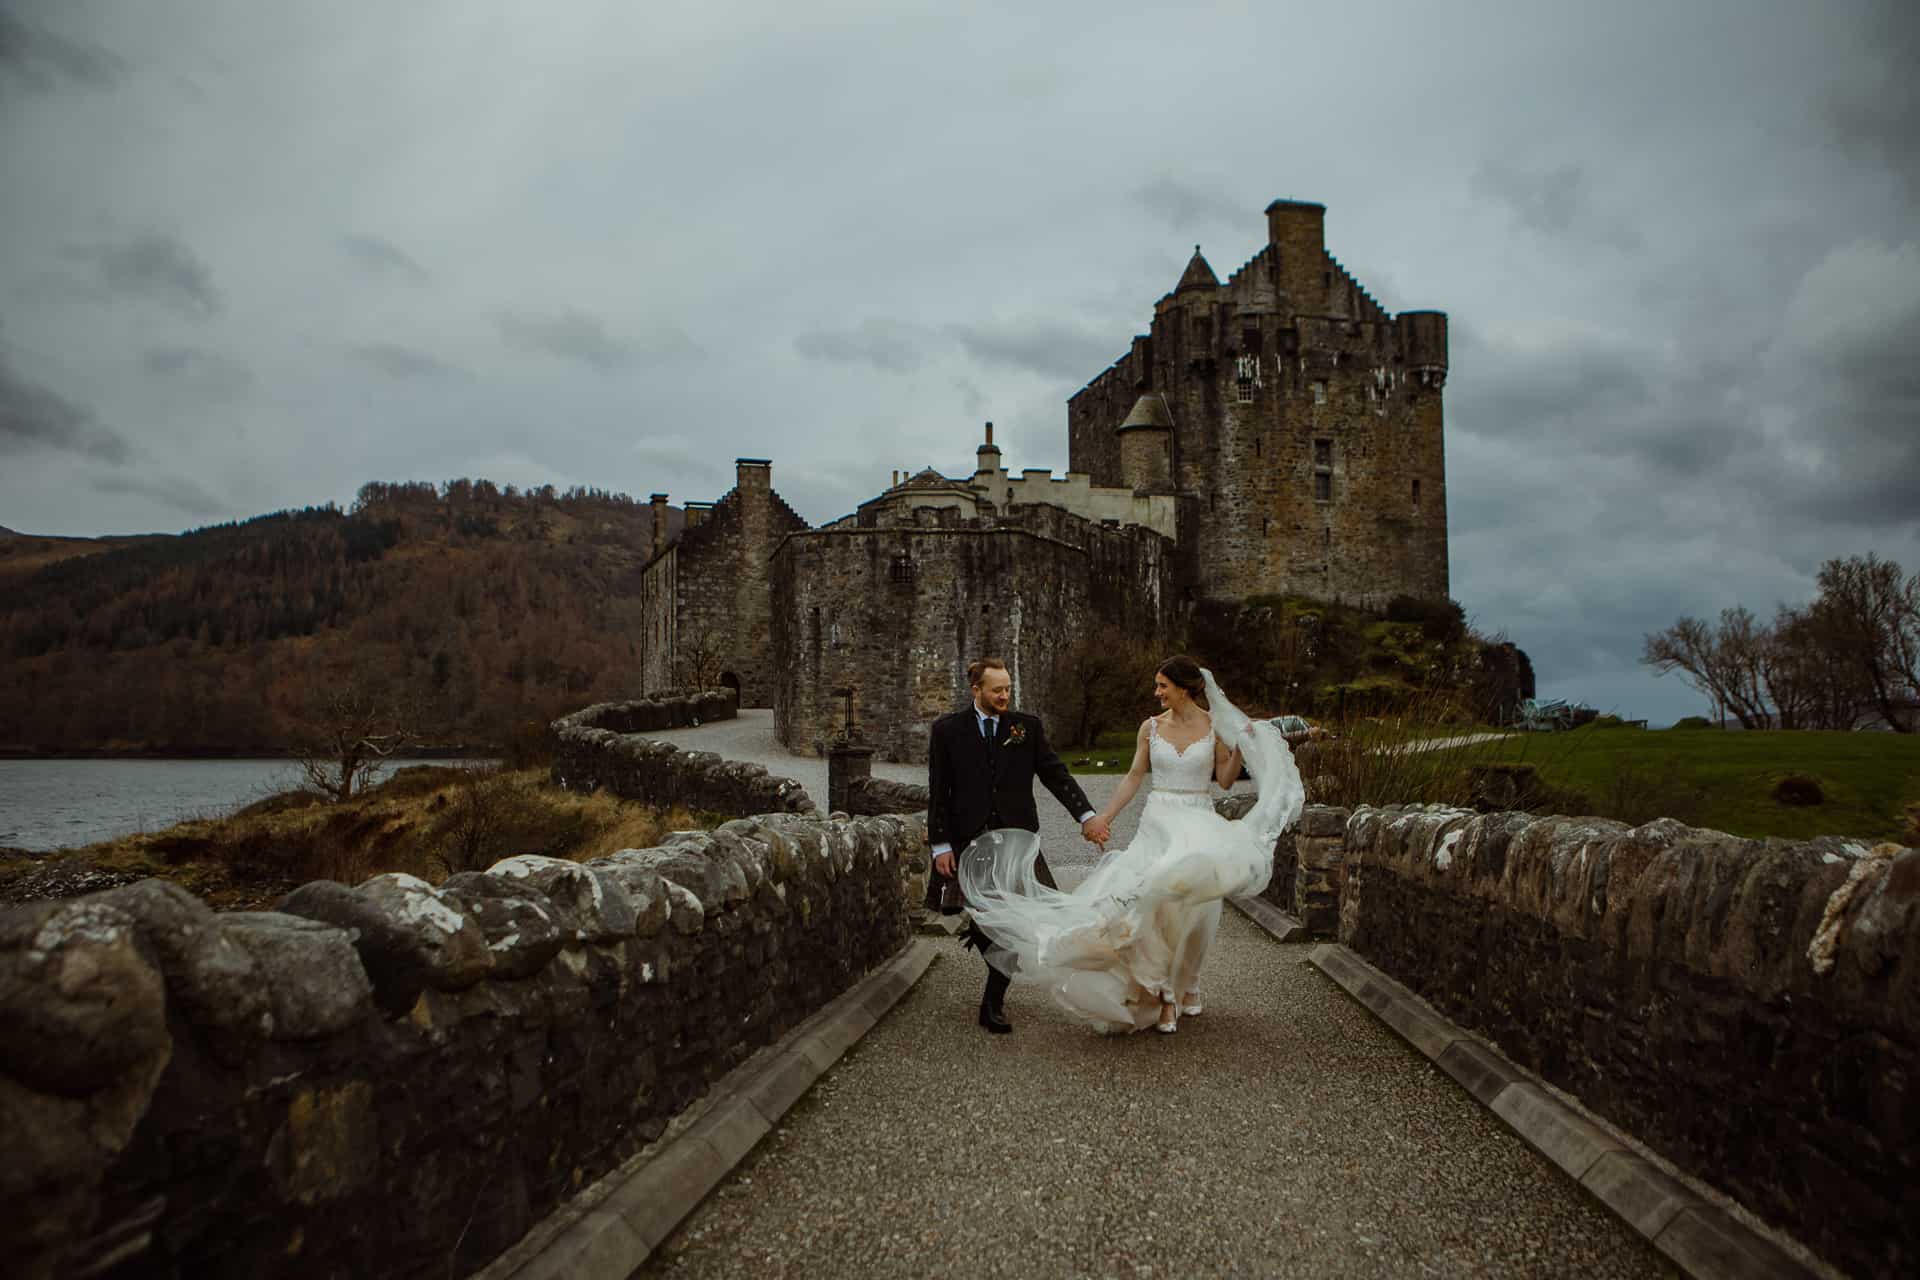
<box><xmin>926</xmin><ymin>707</ymin><xmax>1090</xmax><ymax>857</ymax></box>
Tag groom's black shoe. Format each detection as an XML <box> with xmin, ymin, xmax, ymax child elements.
<box><xmin>978</xmin><ymin>999</ymin><xmax>1013</xmax><ymax>1034</ymax></box>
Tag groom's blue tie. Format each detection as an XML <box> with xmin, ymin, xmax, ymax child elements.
<box><xmin>981</xmin><ymin>715</ymin><xmax>996</xmax><ymax>739</ymax></box>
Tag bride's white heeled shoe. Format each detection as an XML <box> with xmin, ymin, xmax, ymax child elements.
<box><xmin>1157</xmin><ymin>999</ymin><xmax>1178</xmax><ymax>1033</ymax></box>
<box><xmin>1180</xmin><ymin>994</ymin><xmax>1203</xmax><ymax>1016</ymax></box>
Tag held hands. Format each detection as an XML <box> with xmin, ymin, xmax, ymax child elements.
<box><xmin>1081</xmin><ymin>815</ymin><xmax>1112</xmax><ymax>849</ymax></box>
<box><xmin>933</xmin><ymin>850</ymin><xmax>956</xmax><ymax>878</ymax></box>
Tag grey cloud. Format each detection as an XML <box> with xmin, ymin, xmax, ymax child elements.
<box><xmin>1826</xmin><ymin>0</ymin><xmax>1920</xmax><ymax>201</ymax></box>
<box><xmin>341</xmin><ymin>234</ymin><xmax>431</xmax><ymax>284</ymax></box>
<box><xmin>1450</xmin><ymin>327</ymin><xmax>1653</xmax><ymax>439</ymax></box>
<box><xmin>64</xmin><ymin>233</ymin><xmax>221</xmax><ymax>316</ymax></box>
<box><xmin>948</xmin><ymin>319</ymin><xmax>1115</xmax><ymax>381</ymax></box>
<box><xmin>498</xmin><ymin>308</ymin><xmax>696</xmax><ymax>372</ymax></box>
<box><xmin>793</xmin><ymin>319</ymin><xmax>928</xmax><ymax>374</ymax></box>
<box><xmin>143</xmin><ymin>345</ymin><xmax>253</xmax><ymax>399</ymax></box>
<box><xmin>951</xmin><ymin>377</ymin><xmax>986</xmax><ymax>418</ymax></box>
<box><xmin>1473</xmin><ymin>161</ymin><xmax>1642</xmax><ymax>250</ymax></box>
<box><xmin>1133</xmin><ymin>179</ymin><xmax>1243</xmax><ymax>234</ymax></box>
<box><xmin>92</xmin><ymin>470</ymin><xmax>223</xmax><ymax>517</ymax></box>
<box><xmin>0</xmin><ymin>8</ymin><xmax>124</xmax><ymax>92</ymax></box>
<box><xmin>0</xmin><ymin>348</ymin><xmax>130</xmax><ymax>462</ymax></box>
<box><xmin>351</xmin><ymin>343</ymin><xmax>457</xmax><ymax>379</ymax></box>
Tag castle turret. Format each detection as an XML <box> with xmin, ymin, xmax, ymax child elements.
<box><xmin>1266</xmin><ymin>199</ymin><xmax>1328</xmax><ymax>313</ymax></box>
<box><xmin>1398</xmin><ymin>310</ymin><xmax>1449</xmax><ymax>389</ymax></box>
<box><xmin>1116</xmin><ymin>393</ymin><xmax>1174</xmax><ymax>492</ymax></box>
<box><xmin>1175</xmin><ymin>246</ymin><xmax>1219</xmax><ymax>295</ymax></box>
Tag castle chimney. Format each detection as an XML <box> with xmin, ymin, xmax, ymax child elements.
<box><xmin>976</xmin><ymin>421</ymin><xmax>1002</xmax><ymax>476</ymax></box>
<box><xmin>1266</xmin><ymin>199</ymin><xmax>1328</xmax><ymax>312</ymax></box>
<box><xmin>649</xmin><ymin>492</ymin><xmax>669</xmax><ymax>558</ymax></box>
<box><xmin>736</xmin><ymin>457</ymin><xmax>772</xmax><ymax>496</ymax></box>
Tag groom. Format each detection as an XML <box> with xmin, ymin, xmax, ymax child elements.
<box><xmin>927</xmin><ymin>656</ymin><xmax>1110</xmax><ymax>1033</ymax></box>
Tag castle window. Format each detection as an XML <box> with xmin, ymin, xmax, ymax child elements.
<box><xmin>1237</xmin><ymin>378</ymin><xmax>1254</xmax><ymax>404</ymax></box>
<box><xmin>889</xmin><ymin>551</ymin><xmax>914</xmax><ymax>584</ymax></box>
<box><xmin>1313</xmin><ymin>438</ymin><xmax>1333</xmax><ymax>503</ymax></box>
<box><xmin>1312</xmin><ymin>381</ymin><xmax>1327</xmax><ymax>405</ymax></box>
<box><xmin>1241</xmin><ymin>326</ymin><xmax>1261</xmax><ymax>354</ymax></box>
<box><xmin>1412</xmin><ymin>478</ymin><xmax>1421</xmax><ymax>512</ymax></box>
<box><xmin>1263</xmin><ymin>517</ymin><xmax>1270</xmax><ymax>536</ymax></box>
<box><xmin>1324</xmin><ymin>526</ymin><xmax>1332</xmax><ymax>547</ymax></box>
<box><xmin>1314</xmin><ymin>439</ymin><xmax>1332</xmax><ymax>468</ymax></box>
<box><xmin>1315</xmin><ymin>473</ymin><xmax>1332</xmax><ymax>502</ymax></box>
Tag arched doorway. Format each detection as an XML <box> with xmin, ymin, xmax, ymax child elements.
<box><xmin>719</xmin><ymin>671</ymin><xmax>742</xmax><ymax>700</ymax></box>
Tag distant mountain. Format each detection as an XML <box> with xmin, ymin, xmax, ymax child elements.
<box><xmin>0</xmin><ymin>481</ymin><xmax>675</xmax><ymax>755</ymax></box>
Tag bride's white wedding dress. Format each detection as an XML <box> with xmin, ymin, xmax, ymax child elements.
<box><xmin>958</xmin><ymin>670</ymin><xmax>1305</xmax><ymax>1034</ymax></box>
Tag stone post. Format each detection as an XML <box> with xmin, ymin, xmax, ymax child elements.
<box><xmin>826</xmin><ymin>743</ymin><xmax>873</xmax><ymax>816</ymax></box>
<box><xmin>1291</xmin><ymin>806</ymin><xmax>1351</xmax><ymax>938</ymax></box>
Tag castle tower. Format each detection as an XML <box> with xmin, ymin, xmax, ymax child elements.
<box><xmin>1116</xmin><ymin>394</ymin><xmax>1174</xmax><ymax>492</ymax></box>
<box><xmin>1066</xmin><ymin>200</ymin><xmax>1449</xmax><ymax>609</ymax></box>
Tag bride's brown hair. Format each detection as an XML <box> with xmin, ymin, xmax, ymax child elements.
<box><xmin>1156</xmin><ymin>655</ymin><xmax>1208</xmax><ymax>709</ymax></box>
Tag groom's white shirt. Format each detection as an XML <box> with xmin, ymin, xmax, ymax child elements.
<box><xmin>929</xmin><ymin>707</ymin><xmax>1094</xmax><ymax>858</ymax></box>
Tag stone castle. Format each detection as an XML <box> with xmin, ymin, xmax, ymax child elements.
<box><xmin>639</xmin><ymin>200</ymin><xmax>1450</xmax><ymax>760</ymax></box>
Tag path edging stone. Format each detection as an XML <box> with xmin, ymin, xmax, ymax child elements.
<box><xmin>479</xmin><ymin>940</ymin><xmax>937</xmax><ymax>1280</ymax></box>
<box><xmin>1226</xmin><ymin>894</ymin><xmax>1305</xmax><ymax>942</ymax></box>
<box><xmin>1286</xmin><ymin>941</ymin><xmax>1816</xmax><ymax>1280</ymax></box>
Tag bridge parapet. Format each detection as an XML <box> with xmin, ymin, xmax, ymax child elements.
<box><xmin>0</xmin><ymin>810</ymin><xmax>925</xmax><ymax>1279</ymax></box>
<box><xmin>1335</xmin><ymin>803</ymin><xmax>1915</xmax><ymax>1280</ymax></box>
<box><xmin>551</xmin><ymin>693</ymin><xmax>813</xmax><ymax>817</ymax></box>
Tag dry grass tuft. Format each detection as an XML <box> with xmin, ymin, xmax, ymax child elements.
<box><xmin>0</xmin><ymin>767</ymin><xmax>720</xmax><ymax>911</ymax></box>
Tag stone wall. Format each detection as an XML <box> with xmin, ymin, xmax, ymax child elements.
<box><xmin>1067</xmin><ymin>200</ymin><xmax>1448</xmax><ymax>609</ymax></box>
<box><xmin>1336</xmin><ymin>804</ymin><xmax>1916</xmax><ymax>1279</ymax></box>
<box><xmin>771</xmin><ymin>508</ymin><xmax>1176</xmax><ymax>763</ymax></box>
<box><xmin>846</xmin><ymin>777</ymin><xmax>932</xmax><ymax>818</ymax></box>
<box><xmin>553</xmin><ymin>688</ymin><xmax>739</xmax><ymax>737</ymax></box>
<box><xmin>551</xmin><ymin>711</ymin><xmax>814</xmax><ymax>817</ymax></box>
<box><xmin>2</xmin><ymin>811</ymin><xmax>925</xmax><ymax>1280</ymax></box>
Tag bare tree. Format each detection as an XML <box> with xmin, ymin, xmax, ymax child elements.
<box><xmin>292</xmin><ymin>670</ymin><xmax>423</xmax><ymax>801</ymax></box>
<box><xmin>671</xmin><ymin>624</ymin><xmax>728</xmax><ymax>692</ymax></box>
<box><xmin>1641</xmin><ymin>609</ymin><xmax>1776</xmax><ymax>729</ymax></box>
<box><xmin>1814</xmin><ymin>555</ymin><xmax>1920</xmax><ymax>732</ymax></box>
<box><xmin>1770</xmin><ymin>603</ymin><xmax>1874</xmax><ymax>730</ymax></box>
<box><xmin>1053</xmin><ymin>623</ymin><xmax>1161</xmax><ymax>748</ymax></box>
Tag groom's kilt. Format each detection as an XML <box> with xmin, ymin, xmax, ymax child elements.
<box><xmin>923</xmin><ymin>844</ymin><xmax>1057</xmax><ymax>914</ymax></box>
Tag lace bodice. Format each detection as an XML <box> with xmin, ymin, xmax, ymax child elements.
<box><xmin>1148</xmin><ymin>716</ymin><xmax>1215</xmax><ymax>793</ymax></box>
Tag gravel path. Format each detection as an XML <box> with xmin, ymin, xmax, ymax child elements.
<box><xmin>631</xmin><ymin>715</ymin><xmax>1674</xmax><ymax>1278</ymax></box>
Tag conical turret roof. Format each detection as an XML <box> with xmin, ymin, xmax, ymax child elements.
<box><xmin>1175</xmin><ymin>245</ymin><xmax>1219</xmax><ymax>293</ymax></box>
<box><xmin>1117</xmin><ymin>393</ymin><xmax>1174</xmax><ymax>433</ymax></box>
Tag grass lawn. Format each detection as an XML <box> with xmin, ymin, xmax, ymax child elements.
<box><xmin>1440</xmin><ymin>725</ymin><xmax>1920</xmax><ymax>842</ymax></box>
<box><xmin>1068</xmin><ymin>720</ymin><xmax>1920</xmax><ymax>843</ymax></box>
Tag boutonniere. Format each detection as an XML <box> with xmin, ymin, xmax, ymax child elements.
<box><xmin>1003</xmin><ymin>723</ymin><xmax>1027</xmax><ymax>747</ymax></box>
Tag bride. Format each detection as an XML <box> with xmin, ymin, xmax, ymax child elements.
<box><xmin>958</xmin><ymin>656</ymin><xmax>1305</xmax><ymax>1035</ymax></box>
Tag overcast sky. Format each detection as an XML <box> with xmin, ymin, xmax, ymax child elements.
<box><xmin>3</xmin><ymin>0</ymin><xmax>1915</xmax><ymax>724</ymax></box>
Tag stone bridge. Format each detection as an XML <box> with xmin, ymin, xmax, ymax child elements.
<box><xmin>3</xmin><ymin>708</ymin><xmax>1911</xmax><ymax>1279</ymax></box>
